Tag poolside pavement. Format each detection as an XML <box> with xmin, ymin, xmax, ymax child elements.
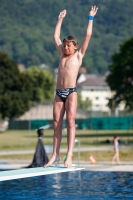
<box><xmin>0</xmin><ymin>160</ymin><xmax>133</xmax><ymax>172</ymax></box>
<box><xmin>0</xmin><ymin>145</ymin><xmax>133</xmax><ymax>172</ymax></box>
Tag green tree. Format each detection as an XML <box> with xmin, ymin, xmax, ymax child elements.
<box><xmin>78</xmin><ymin>93</ymin><xmax>92</xmax><ymax>112</ymax></box>
<box><xmin>106</xmin><ymin>37</ymin><xmax>133</xmax><ymax>110</ymax></box>
<box><xmin>24</xmin><ymin>66</ymin><xmax>55</xmax><ymax>102</ymax></box>
<box><xmin>0</xmin><ymin>0</ymin><xmax>133</xmax><ymax>74</ymax></box>
<box><xmin>0</xmin><ymin>53</ymin><xmax>33</xmax><ymax>119</ymax></box>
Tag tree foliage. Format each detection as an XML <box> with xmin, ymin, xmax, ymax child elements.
<box><xmin>0</xmin><ymin>53</ymin><xmax>55</xmax><ymax>119</ymax></box>
<box><xmin>0</xmin><ymin>53</ymin><xmax>33</xmax><ymax>119</ymax></box>
<box><xmin>106</xmin><ymin>37</ymin><xmax>133</xmax><ymax>110</ymax></box>
<box><xmin>24</xmin><ymin>66</ymin><xmax>55</xmax><ymax>102</ymax></box>
<box><xmin>0</xmin><ymin>0</ymin><xmax>133</xmax><ymax>74</ymax></box>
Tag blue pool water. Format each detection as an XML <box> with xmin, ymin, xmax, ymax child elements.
<box><xmin>0</xmin><ymin>170</ymin><xmax>133</xmax><ymax>200</ymax></box>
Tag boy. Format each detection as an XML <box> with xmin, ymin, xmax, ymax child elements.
<box><xmin>45</xmin><ymin>6</ymin><xmax>98</xmax><ymax>168</ymax></box>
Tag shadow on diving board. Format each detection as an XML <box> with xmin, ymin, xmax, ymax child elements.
<box><xmin>0</xmin><ymin>166</ymin><xmax>85</xmax><ymax>181</ymax></box>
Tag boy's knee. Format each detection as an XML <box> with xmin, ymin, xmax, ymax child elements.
<box><xmin>67</xmin><ymin>118</ymin><xmax>75</xmax><ymax>128</ymax></box>
<box><xmin>54</xmin><ymin>117</ymin><xmax>63</xmax><ymax>128</ymax></box>
<box><xmin>54</xmin><ymin>118</ymin><xmax>58</xmax><ymax>125</ymax></box>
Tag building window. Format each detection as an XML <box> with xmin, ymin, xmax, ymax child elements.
<box><xmin>95</xmin><ymin>97</ymin><xmax>99</xmax><ymax>100</ymax></box>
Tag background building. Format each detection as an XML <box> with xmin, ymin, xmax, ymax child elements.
<box><xmin>77</xmin><ymin>74</ymin><xmax>124</xmax><ymax>116</ymax></box>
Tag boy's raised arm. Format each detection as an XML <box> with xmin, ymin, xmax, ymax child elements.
<box><xmin>79</xmin><ymin>6</ymin><xmax>98</xmax><ymax>57</ymax></box>
<box><xmin>53</xmin><ymin>9</ymin><xmax>67</xmax><ymax>54</ymax></box>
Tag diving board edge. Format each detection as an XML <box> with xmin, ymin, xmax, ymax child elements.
<box><xmin>0</xmin><ymin>167</ymin><xmax>85</xmax><ymax>181</ymax></box>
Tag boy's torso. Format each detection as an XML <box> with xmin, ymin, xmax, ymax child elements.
<box><xmin>56</xmin><ymin>51</ymin><xmax>82</xmax><ymax>89</ymax></box>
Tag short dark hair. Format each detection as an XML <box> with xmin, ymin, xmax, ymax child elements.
<box><xmin>63</xmin><ymin>35</ymin><xmax>78</xmax><ymax>46</ymax></box>
<box><xmin>114</xmin><ymin>135</ymin><xmax>118</xmax><ymax>139</ymax></box>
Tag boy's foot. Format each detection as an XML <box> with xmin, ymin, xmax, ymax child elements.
<box><xmin>64</xmin><ymin>153</ymin><xmax>72</xmax><ymax>168</ymax></box>
<box><xmin>44</xmin><ymin>154</ymin><xmax>60</xmax><ymax>168</ymax></box>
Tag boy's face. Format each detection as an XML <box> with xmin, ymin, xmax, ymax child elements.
<box><xmin>63</xmin><ymin>41</ymin><xmax>78</xmax><ymax>56</ymax></box>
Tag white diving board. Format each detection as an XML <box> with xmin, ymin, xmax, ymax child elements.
<box><xmin>0</xmin><ymin>166</ymin><xmax>85</xmax><ymax>181</ymax></box>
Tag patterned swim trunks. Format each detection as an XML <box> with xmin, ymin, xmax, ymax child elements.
<box><xmin>56</xmin><ymin>87</ymin><xmax>77</xmax><ymax>102</ymax></box>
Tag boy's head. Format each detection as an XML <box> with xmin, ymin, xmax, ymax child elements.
<box><xmin>62</xmin><ymin>35</ymin><xmax>78</xmax><ymax>55</ymax></box>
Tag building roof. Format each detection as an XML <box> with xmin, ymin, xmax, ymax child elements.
<box><xmin>77</xmin><ymin>74</ymin><xmax>108</xmax><ymax>87</ymax></box>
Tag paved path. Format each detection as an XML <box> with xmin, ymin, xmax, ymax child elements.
<box><xmin>0</xmin><ymin>145</ymin><xmax>132</xmax><ymax>155</ymax></box>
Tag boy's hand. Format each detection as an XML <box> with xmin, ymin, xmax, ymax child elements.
<box><xmin>89</xmin><ymin>5</ymin><xmax>98</xmax><ymax>16</ymax></box>
<box><xmin>58</xmin><ymin>9</ymin><xmax>67</xmax><ymax>19</ymax></box>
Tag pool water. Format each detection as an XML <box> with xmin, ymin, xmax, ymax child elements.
<box><xmin>0</xmin><ymin>171</ymin><xmax>133</xmax><ymax>200</ymax></box>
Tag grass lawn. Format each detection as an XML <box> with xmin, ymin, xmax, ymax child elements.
<box><xmin>0</xmin><ymin>129</ymin><xmax>133</xmax><ymax>161</ymax></box>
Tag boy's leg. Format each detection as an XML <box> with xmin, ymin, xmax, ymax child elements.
<box><xmin>44</xmin><ymin>95</ymin><xmax>65</xmax><ymax>167</ymax></box>
<box><xmin>64</xmin><ymin>92</ymin><xmax>77</xmax><ymax>168</ymax></box>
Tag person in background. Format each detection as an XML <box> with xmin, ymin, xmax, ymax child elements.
<box><xmin>111</xmin><ymin>135</ymin><xmax>121</xmax><ymax>164</ymax></box>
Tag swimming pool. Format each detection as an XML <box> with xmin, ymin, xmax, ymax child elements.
<box><xmin>0</xmin><ymin>170</ymin><xmax>133</xmax><ymax>199</ymax></box>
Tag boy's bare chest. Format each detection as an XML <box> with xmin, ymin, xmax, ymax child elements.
<box><xmin>60</xmin><ymin>55</ymin><xmax>79</xmax><ymax>69</ymax></box>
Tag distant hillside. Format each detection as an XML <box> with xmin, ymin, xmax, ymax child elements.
<box><xmin>0</xmin><ymin>0</ymin><xmax>133</xmax><ymax>74</ymax></box>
